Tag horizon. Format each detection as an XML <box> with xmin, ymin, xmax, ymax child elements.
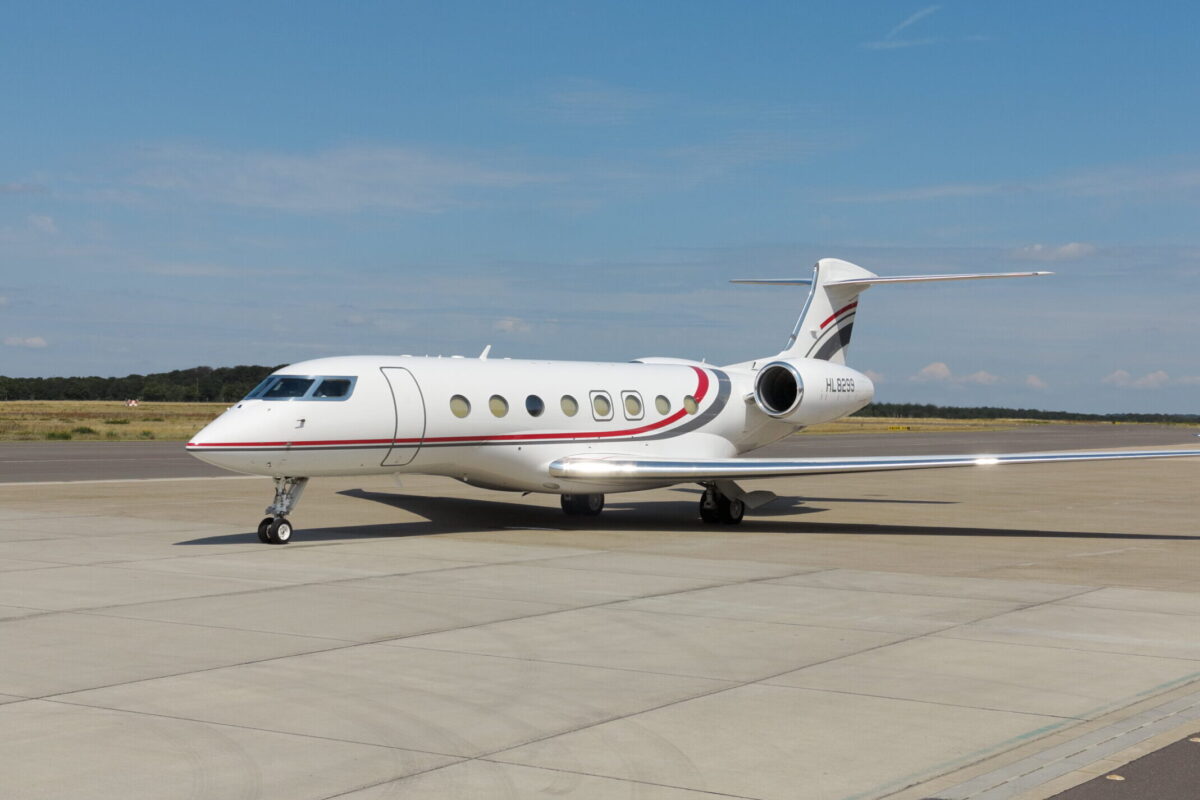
<box><xmin>2</xmin><ymin>2</ymin><xmax>1197</xmax><ymax>413</ymax></box>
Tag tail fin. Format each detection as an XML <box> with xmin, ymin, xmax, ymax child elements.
<box><xmin>732</xmin><ymin>259</ymin><xmax>1052</xmax><ymax>365</ymax></box>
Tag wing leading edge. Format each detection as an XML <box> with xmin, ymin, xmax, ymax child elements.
<box><xmin>549</xmin><ymin>449</ymin><xmax>1200</xmax><ymax>481</ymax></box>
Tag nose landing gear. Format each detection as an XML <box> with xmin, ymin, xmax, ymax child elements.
<box><xmin>258</xmin><ymin>477</ymin><xmax>308</xmax><ymax>544</ymax></box>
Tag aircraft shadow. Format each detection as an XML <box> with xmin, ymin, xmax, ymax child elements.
<box><xmin>668</xmin><ymin>487</ymin><xmax>955</xmax><ymax>506</ymax></box>
<box><xmin>174</xmin><ymin>488</ymin><xmax>1200</xmax><ymax>544</ymax></box>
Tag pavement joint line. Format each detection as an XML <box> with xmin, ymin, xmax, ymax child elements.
<box><xmin>429</xmin><ymin>582</ymin><xmax>1117</xmax><ymax>800</ymax></box>
<box><xmin>318</xmin><ymin>757</ymin><xmax>762</xmax><ymax>800</ymax></box>
<box><xmin>927</xmin><ymin>690</ymin><xmax>1200</xmax><ymax>799</ymax></box>
<box><xmin>775</xmin><ymin>586</ymin><xmax>1113</xmax><ymax>800</ymax></box>
<box><xmin>932</xmin><ymin>629</ymin><xmax>1200</xmax><ymax>663</ymax></box>
<box><xmin>23</xmin><ymin>564</ymin><xmax>866</xmax><ymax>784</ymax></box>
<box><xmin>36</xmin><ymin>695</ymin><xmax>470</xmax><ymax>763</ymax></box>
<box><xmin>749</xmin><ymin>683</ymin><xmax>1081</xmax><ymax>722</ymax></box>
<box><xmin>20</xmin><ymin>560</ymin><xmax>821</xmax><ymax>713</ymax></box>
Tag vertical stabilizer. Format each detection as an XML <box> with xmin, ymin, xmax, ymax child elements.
<box><xmin>781</xmin><ymin>258</ymin><xmax>876</xmax><ymax>364</ymax></box>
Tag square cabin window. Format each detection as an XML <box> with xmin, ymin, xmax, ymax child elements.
<box><xmin>621</xmin><ymin>391</ymin><xmax>644</xmax><ymax>420</ymax></box>
<box><xmin>589</xmin><ymin>390</ymin><xmax>613</xmax><ymax>421</ymax></box>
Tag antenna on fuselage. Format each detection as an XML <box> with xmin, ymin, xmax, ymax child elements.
<box><xmin>479</xmin><ymin>344</ymin><xmax>492</xmax><ymax>359</ymax></box>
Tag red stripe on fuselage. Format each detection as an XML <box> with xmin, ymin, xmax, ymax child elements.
<box><xmin>188</xmin><ymin>366</ymin><xmax>711</xmax><ymax>449</ymax></box>
<box><xmin>819</xmin><ymin>301</ymin><xmax>858</xmax><ymax>330</ymax></box>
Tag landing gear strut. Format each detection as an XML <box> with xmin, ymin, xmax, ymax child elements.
<box><xmin>561</xmin><ymin>493</ymin><xmax>604</xmax><ymax>516</ymax></box>
<box><xmin>259</xmin><ymin>477</ymin><xmax>308</xmax><ymax>544</ymax></box>
<box><xmin>699</xmin><ymin>484</ymin><xmax>744</xmax><ymax>525</ymax></box>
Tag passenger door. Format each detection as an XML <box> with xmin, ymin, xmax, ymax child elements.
<box><xmin>380</xmin><ymin>367</ymin><xmax>426</xmax><ymax>466</ymax></box>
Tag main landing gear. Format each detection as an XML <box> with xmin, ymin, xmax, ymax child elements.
<box><xmin>258</xmin><ymin>477</ymin><xmax>308</xmax><ymax>544</ymax></box>
<box><xmin>561</xmin><ymin>493</ymin><xmax>605</xmax><ymax>516</ymax></box>
<box><xmin>699</xmin><ymin>483</ymin><xmax>744</xmax><ymax>525</ymax></box>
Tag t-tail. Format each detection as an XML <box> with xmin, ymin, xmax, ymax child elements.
<box><xmin>733</xmin><ymin>258</ymin><xmax>1053</xmax><ymax>365</ymax></box>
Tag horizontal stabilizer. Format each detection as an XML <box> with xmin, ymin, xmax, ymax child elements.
<box><xmin>827</xmin><ymin>271</ymin><xmax>1052</xmax><ymax>288</ymax></box>
<box><xmin>550</xmin><ymin>448</ymin><xmax>1200</xmax><ymax>482</ymax></box>
<box><xmin>730</xmin><ymin>278</ymin><xmax>815</xmax><ymax>286</ymax></box>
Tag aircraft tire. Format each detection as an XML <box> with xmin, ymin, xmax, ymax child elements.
<box><xmin>583</xmin><ymin>493</ymin><xmax>604</xmax><ymax>516</ymax></box>
<box><xmin>267</xmin><ymin>517</ymin><xmax>293</xmax><ymax>544</ymax></box>
<box><xmin>699</xmin><ymin>499</ymin><xmax>721</xmax><ymax>524</ymax></box>
<box><xmin>257</xmin><ymin>517</ymin><xmax>273</xmax><ymax>544</ymax></box>
<box><xmin>717</xmin><ymin>495</ymin><xmax>744</xmax><ymax>525</ymax></box>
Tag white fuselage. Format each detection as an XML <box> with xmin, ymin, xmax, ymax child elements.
<box><xmin>187</xmin><ymin>355</ymin><xmax>875</xmax><ymax>494</ymax></box>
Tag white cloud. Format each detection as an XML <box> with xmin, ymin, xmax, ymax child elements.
<box><xmin>911</xmin><ymin>361</ymin><xmax>952</xmax><ymax>382</ymax></box>
<box><xmin>27</xmin><ymin>214</ymin><xmax>57</xmax><ymax>234</ymax></box>
<box><xmin>1102</xmin><ymin>369</ymin><xmax>1171</xmax><ymax>389</ymax></box>
<box><xmin>1013</xmin><ymin>242</ymin><xmax>1096</xmax><ymax>262</ymax></box>
<box><xmin>493</xmin><ymin>316</ymin><xmax>531</xmax><ymax>333</ymax></box>
<box><xmin>886</xmin><ymin>5</ymin><xmax>941</xmax><ymax>39</ymax></box>
<box><xmin>911</xmin><ymin>362</ymin><xmax>1000</xmax><ymax>385</ymax></box>
<box><xmin>1025</xmin><ymin>374</ymin><xmax>1049</xmax><ymax>390</ymax></box>
<box><xmin>863</xmin><ymin>369</ymin><xmax>885</xmax><ymax>384</ymax></box>
<box><xmin>132</xmin><ymin>144</ymin><xmax>554</xmax><ymax>214</ymax></box>
<box><xmin>959</xmin><ymin>370</ymin><xmax>1000</xmax><ymax>386</ymax></box>
<box><xmin>862</xmin><ymin>5</ymin><xmax>942</xmax><ymax>49</ymax></box>
<box><xmin>4</xmin><ymin>336</ymin><xmax>48</xmax><ymax>348</ymax></box>
<box><xmin>545</xmin><ymin>79</ymin><xmax>659</xmax><ymax>125</ymax></box>
<box><xmin>1</xmin><ymin>182</ymin><xmax>43</xmax><ymax>194</ymax></box>
<box><xmin>834</xmin><ymin>164</ymin><xmax>1200</xmax><ymax>204</ymax></box>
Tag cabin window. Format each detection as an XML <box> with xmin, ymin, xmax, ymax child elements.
<box><xmin>489</xmin><ymin>395</ymin><xmax>509</xmax><ymax>417</ymax></box>
<box><xmin>590</xmin><ymin>391</ymin><xmax>613</xmax><ymax>421</ymax></box>
<box><xmin>622</xmin><ymin>391</ymin><xmax>643</xmax><ymax>420</ymax></box>
<box><xmin>655</xmin><ymin>395</ymin><xmax>671</xmax><ymax>415</ymax></box>
<box><xmin>561</xmin><ymin>395</ymin><xmax>579</xmax><ymax>416</ymax></box>
<box><xmin>449</xmin><ymin>395</ymin><xmax>471</xmax><ymax>418</ymax></box>
<box><xmin>683</xmin><ymin>394</ymin><xmax>699</xmax><ymax>415</ymax></box>
<box><xmin>525</xmin><ymin>395</ymin><xmax>545</xmax><ymax>417</ymax></box>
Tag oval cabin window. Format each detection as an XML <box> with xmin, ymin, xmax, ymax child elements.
<box><xmin>489</xmin><ymin>395</ymin><xmax>509</xmax><ymax>417</ymax></box>
<box><xmin>624</xmin><ymin>393</ymin><xmax>642</xmax><ymax>418</ymax></box>
<box><xmin>655</xmin><ymin>395</ymin><xmax>671</xmax><ymax>415</ymax></box>
<box><xmin>449</xmin><ymin>395</ymin><xmax>471</xmax><ymax>418</ymax></box>
<box><xmin>683</xmin><ymin>395</ymin><xmax>699</xmax><ymax>415</ymax></box>
<box><xmin>592</xmin><ymin>394</ymin><xmax>611</xmax><ymax>418</ymax></box>
<box><xmin>561</xmin><ymin>395</ymin><xmax>579</xmax><ymax>416</ymax></box>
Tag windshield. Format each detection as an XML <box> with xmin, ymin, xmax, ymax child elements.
<box><xmin>243</xmin><ymin>375</ymin><xmax>358</xmax><ymax>401</ymax></box>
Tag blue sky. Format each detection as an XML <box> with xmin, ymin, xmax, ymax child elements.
<box><xmin>1</xmin><ymin>1</ymin><xmax>1198</xmax><ymax>412</ymax></box>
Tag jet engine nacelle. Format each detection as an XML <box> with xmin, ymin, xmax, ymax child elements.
<box><xmin>752</xmin><ymin>358</ymin><xmax>875</xmax><ymax>426</ymax></box>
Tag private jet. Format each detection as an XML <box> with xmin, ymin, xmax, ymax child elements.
<box><xmin>187</xmin><ymin>258</ymin><xmax>1200</xmax><ymax>543</ymax></box>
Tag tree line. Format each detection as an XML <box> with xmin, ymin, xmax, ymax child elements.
<box><xmin>1</xmin><ymin>366</ymin><xmax>1197</xmax><ymax>423</ymax></box>
<box><xmin>0</xmin><ymin>365</ymin><xmax>280</xmax><ymax>403</ymax></box>
<box><xmin>853</xmin><ymin>402</ymin><xmax>1200</xmax><ymax>425</ymax></box>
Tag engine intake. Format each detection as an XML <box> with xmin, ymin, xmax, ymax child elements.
<box><xmin>754</xmin><ymin>361</ymin><xmax>804</xmax><ymax>418</ymax></box>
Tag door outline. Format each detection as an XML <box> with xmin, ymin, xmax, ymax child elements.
<box><xmin>380</xmin><ymin>367</ymin><xmax>426</xmax><ymax>466</ymax></box>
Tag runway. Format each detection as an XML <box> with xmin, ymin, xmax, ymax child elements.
<box><xmin>0</xmin><ymin>427</ymin><xmax>1197</xmax><ymax>799</ymax></box>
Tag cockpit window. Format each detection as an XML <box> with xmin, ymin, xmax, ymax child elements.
<box><xmin>313</xmin><ymin>378</ymin><xmax>352</xmax><ymax>398</ymax></box>
<box><xmin>244</xmin><ymin>375</ymin><xmax>357</xmax><ymax>401</ymax></box>
<box><xmin>262</xmin><ymin>377</ymin><xmax>315</xmax><ymax>399</ymax></box>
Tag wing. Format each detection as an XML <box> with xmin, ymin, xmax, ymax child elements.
<box><xmin>549</xmin><ymin>448</ymin><xmax>1200</xmax><ymax>481</ymax></box>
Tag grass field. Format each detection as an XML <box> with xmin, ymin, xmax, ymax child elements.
<box><xmin>0</xmin><ymin>400</ymin><xmax>1133</xmax><ymax>443</ymax></box>
<box><xmin>0</xmin><ymin>401</ymin><xmax>229</xmax><ymax>442</ymax></box>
